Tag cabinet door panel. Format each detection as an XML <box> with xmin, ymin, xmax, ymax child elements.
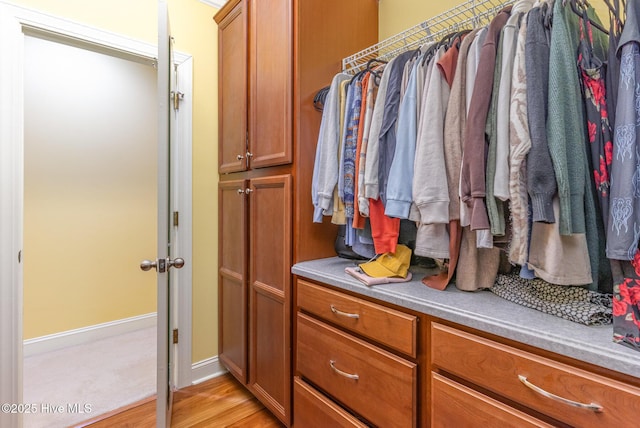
<box><xmin>218</xmin><ymin>0</ymin><xmax>247</xmax><ymax>173</ymax></box>
<box><xmin>248</xmin><ymin>0</ymin><xmax>292</xmax><ymax>168</ymax></box>
<box><xmin>249</xmin><ymin>175</ymin><xmax>291</xmax><ymax>293</ymax></box>
<box><xmin>218</xmin><ymin>180</ymin><xmax>248</xmax><ymax>382</ymax></box>
<box><xmin>248</xmin><ymin>174</ymin><xmax>292</xmax><ymax>425</ymax></box>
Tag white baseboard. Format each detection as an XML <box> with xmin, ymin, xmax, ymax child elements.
<box><xmin>191</xmin><ymin>356</ymin><xmax>227</xmax><ymax>385</ymax></box>
<box><xmin>23</xmin><ymin>313</ymin><xmax>157</xmax><ymax>358</ymax></box>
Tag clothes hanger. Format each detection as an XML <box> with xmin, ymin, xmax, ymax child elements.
<box><xmin>564</xmin><ymin>0</ymin><xmax>609</xmax><ymax>34</ymax></box>
<box><xmin>365</xmin><ymin>58</ymin><xmax>388</xmax><ymax>86</ymax></box>
<box><xmin>313</xmin><ymin>85</ymin><xmax>330</xmax><ymax>112</ymax></box>
<box><xmin>448</xmin><ymin>29</ymin><xmax>473</xmax><ymax>50</ymax></box>
<box><xmin>420</xmin><ymin>41</ymin><xmax>441</xmax><ymax>66</ymax></box>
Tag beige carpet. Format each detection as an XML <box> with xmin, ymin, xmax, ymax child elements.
<box><xmin>23</xmin><ymin>326</ymin><xmax>156</xmax><ymax>428</ymax></box>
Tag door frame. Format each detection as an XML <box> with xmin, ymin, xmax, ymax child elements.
<box><xmin>0</xmin><ymin>3</ymin><xmax>193</xmax><ymax>424</ymax></box>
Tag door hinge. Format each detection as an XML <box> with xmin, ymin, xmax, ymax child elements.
<box><xmin>173</xmin><ymin>211</ymin><xmax>179</xmax><ymax>227</ymax></box>
<box><xmin>172</xmin><ymin>91</ymin><xmax>184</xmax><ymax>111</ymax></box>
<box><xmin>172</xmin><ymin>328</ymin><xmax>179</xmax><ymax>344</ymax></box>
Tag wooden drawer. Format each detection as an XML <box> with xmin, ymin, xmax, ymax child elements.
<box><xmin>431</xmin><ymin>322</ymin><xmax>640</xmax><ymax>427</ymax></box>
<box><xmin>297</xmin><ymin>313</ymin><xmax>417</xmax><ymax>428</ymax></box>
<box><xmin>293</xmin><ymin>377</ymin><xmax>368</xmax><ymax>428</ymax></box>
<box><xmin>431</xmin><ymin>372</ymin><xmax>554</xmax><ymax>427</ymax></box>
<box><xmin>297</xmin><ymin>279</ymin><xmax>417</xmax><ymax>356</ymax></box>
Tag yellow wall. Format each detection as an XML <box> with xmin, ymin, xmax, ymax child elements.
<box><xmin>23</xmin><ymin>35</ymin><xmax>159</xmax><ymax>339</ymax></box>
<box><xmin>16</xmin><ymin>0</ymin><xmax>219</xmax><ymax>363</ymax></box>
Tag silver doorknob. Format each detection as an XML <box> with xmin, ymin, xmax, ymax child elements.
<box><xmin>168</xmin><ymin>258</ymin><xmax>185</xmax><ymax>269</ymax></box>
<box><xmin>140</xmin><ymin>260</ymin><xmax>157</xmax><ymax>271</ymax></box>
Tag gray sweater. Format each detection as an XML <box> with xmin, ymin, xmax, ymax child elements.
<box><xmin>525</xmin><ymin>3</ymin><xmax>556</xmax><ymax>223</ymax></box>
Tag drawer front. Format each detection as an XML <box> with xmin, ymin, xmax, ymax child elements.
<box><xmin>431</xmin><ymin>372</ymin><xmax>554</xmax><ymax>428</ymax></box>
<box><xmin>431</xmin><ymin>323</ymin><xmax>640</xmax><ymax>427</ymax></box>
<box><xmin>294</xmin><ymin>377</ymin><xmax>369</xmax><ymax>428</ymax></box>
<box><xmin>297</xmin><ymin>313</ymin><xmax>417</xmax><ymax>428</ymax></box>
<box><xmin>297</xmin><ymin>279</ymin><xmax>417</xmax><ymax>356</ymax></box>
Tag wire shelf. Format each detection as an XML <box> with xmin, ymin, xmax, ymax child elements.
<box><xmin>342</xmin><ymin>0</ymin><xmax>515</xmax><ymax>74</ymax></box>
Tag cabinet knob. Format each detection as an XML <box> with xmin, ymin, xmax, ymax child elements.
<box><xmin>237</xmin><ymin>188</ymin><xmax>245</xmax><ymax>195</ymax></box>
<box><xmin>236</xmin><ymin>154</ymin><xmax>244</xmax><ymax>160</ymax></box>
<box><xmin>245</xmin><ymin>188</ymin><xmax>253</xmax><ymax>195</ymax></box>
<box><xmin>246</xmin><ymin>151</ymin><xmax>253</xmax><ymax>158</ymax></box>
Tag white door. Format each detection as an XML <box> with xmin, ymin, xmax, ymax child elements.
<box><xmin>154</xmin><ymin>1</ymin><xmax>179</xmax><ymax>426</ymax></box>
<box><xmin>0</xmin><ymin>3</ymin><xmax>193</xmax><ymax>428</ymax></box>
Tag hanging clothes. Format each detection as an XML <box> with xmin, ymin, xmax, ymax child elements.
<box><xmin>312</xmin><ymin>73</ymin><xmax>350</xmax><ymax>223</ymax></box>
<box><xmin>547</xmin><ymin>0</ymin><xmax>589</xmax><ymax>236</ymax></box>
<box><xmin>332</xmin><ymin>79</ymin><xmax>351</xmax><ymax>226</ymax></box>
<box><xmin>445</xmin><ymin>29</ymin><xmax>481</xmax><ymax>223</ymax></box>
<box><xmin>485</xmin><ymin>25</ymin><xmax>507</xmax><ymax>238</ymax></box>
<box><xmin>461</xmin><ymin>6</ymin><xmax>512</xmax><ymax>233</ymax></box>
<box><xmin>526</xmin><ymin>1</ymin><xmax>556</xmax><ymax>224</ymax></box>
<box><xmin>606</xmin><ymin>0</ymin><xmax>624</xmax><ymax>131</ymax></box>
<box><xmin>385</xmin><ymin>50</ymin><xmax>426</xmax><ymax>220</ymax></box>
<box><xmin>495</xmin><ymin>0</ymin><xmax>536</xmax><ymax>204</ymax></box>
<box><xmin>608</xmin><ymin>0</ymin><xmax>640</xmax><ymax>261</ymax></box>
<box><xmin>340</xmin><ymin>74</ymin><xmax>364</xmax><ymax>246</ymax></box>
<box><xmin>508</xmin><ymin>12</ymin><xmax>532</xmax><ymax>267</ymax></box>
<box><xmin>357</xmin><ymin>64</ymin><xmax>386</xmax><ymax>218</ymax></box>
<box><xmin>413</xmin><ymin>46</ymin><xmax>451</xmax><ymax>259</ymax></box>
<box><xmin>352</xmin><ymin>72</ymin><xmax>373</xmax><ymax>231</ymax></box>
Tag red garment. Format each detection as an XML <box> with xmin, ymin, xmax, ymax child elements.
<box><xmin>421</xmin><ymin>220</ymin><xmax>462</xmax><ymax>290</ymax></box>
<box><xmin>369</xmin><ymin>197</ymin><xmax>399</xmax><ymax>254</ymax></box>
<box><xmin>436</xmin><ymin>36</ymin><xmax>462</xmax><ymax>87</ymax></box>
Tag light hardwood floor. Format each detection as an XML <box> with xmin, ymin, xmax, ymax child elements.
<box><xmin>76</xmin><ymin>373</ymin><xmax>284</xmax><ymax>427</ymax></box>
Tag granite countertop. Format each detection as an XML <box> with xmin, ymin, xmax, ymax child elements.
<box><xmin>292</xmin><ymin>257</ymin><xmax>640</xmax><ymax>379</ymax></box>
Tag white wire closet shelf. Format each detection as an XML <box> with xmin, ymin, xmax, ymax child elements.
<box><xmin>342</xmin><ymin>0</ymin><xmax>515</xmax><ymax>74</ymax></box>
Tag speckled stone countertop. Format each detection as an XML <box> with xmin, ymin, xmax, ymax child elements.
<box><xmin>292</xmin><ymin>257</ymin><xmax>640</xmax><ymax>379</ymax></box>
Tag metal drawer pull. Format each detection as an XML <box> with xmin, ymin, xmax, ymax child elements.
<box><xmin>330</xmin><ymin>305</ymin><xmax>360</xmax><ymax>319</ymax></box>
<box><xmin>330</xmin><ymin>360</ymin><xmax>359</xmax><ymax>380</ymax></box>
<box><xmin>518</xmin><ymin>375</ymin><xmax>603</xmax><ymax>412</ymax></box>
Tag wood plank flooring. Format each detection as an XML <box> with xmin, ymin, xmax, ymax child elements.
<box><xmin>77</xmin><ymin>373</ymin><xmax>284</xmax><ymax>428</ymax></box>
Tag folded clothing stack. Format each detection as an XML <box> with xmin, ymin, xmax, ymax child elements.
<box><xmin>345</xmin><ymin>244</ymin><xmax>413</xmax><ymax>286</ymax></box>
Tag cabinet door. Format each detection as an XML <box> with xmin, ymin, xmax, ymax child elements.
<box><xmin>217</xmin><ymin>0</ymin><xmax>247</xmax><ymax>173</ymax></box>
<box><xmin>248</xmin><ymin>0</ymin><xmax>292</xmax><ymax>169</ymax></box>
<box><xmin>218</xmin><ymin>179</ymin><xmax>248</xmax><ymax>382</ymax></box>
<box><xmin>248</xmin><ymin>174</ymin><xmax>292</xmax><ymax>425</ymax></box>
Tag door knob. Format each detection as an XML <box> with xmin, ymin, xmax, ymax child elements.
<box><xmin>168</xmin><ymin>257</ymin><xmax>185</xmax><ymax>269</ymax></box>
<box><xmin>140</xmin><ymin>259</ymin><xmax>157</xmax><ymax>271</ymax></box>
<box><xmin>140</xmin><ymin>257</ymin><xmax>184</xmax><ymax>272</ymax></box>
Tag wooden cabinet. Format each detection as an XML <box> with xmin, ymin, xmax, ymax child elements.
<box><xmin>215</xmin><ymin>1</ymin><xmax>378</xmax><ymax>426</ymax></box>
<box><xmin>216</xmin><ymin>1</ymin><xmax>247</xmax><ymax>174</ymax></box>
<box><xmin>217</xmin><ymin>174</ymin><xmax>292</xmax><ymax>422</ymax></box>
<box><xmin>248</xmin><ymin>174</ymin><xmax>292</xmax><ymax>418</ymax></box>
<box><xmin>248</xmin><ymin>0</ymin><xmax>292</xmax><ymax>169</ymax></box>
<box><xmin>218</xmin><ymin>180</ymin><xmax>248</xmax><ymax>382</ymax></box>
<box><xmin>217</xmin><ymin>0</ymin><xmax>290</xmax><ymax>173</ymax></box>
<box><xmin>430</xmin><ymin>322</ymin><xmax>640</xmax><ymax>427</ymax></box>
<box><xmin>295</xmin><ymin>278</ymin><xmax>421</xmax><ymax>427</ymax></box>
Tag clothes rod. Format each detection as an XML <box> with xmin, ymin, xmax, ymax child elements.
<box><xmin>342</xmin><ymin>0</ymin><xmax>515</xmax><ymax>74</ymax></box>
